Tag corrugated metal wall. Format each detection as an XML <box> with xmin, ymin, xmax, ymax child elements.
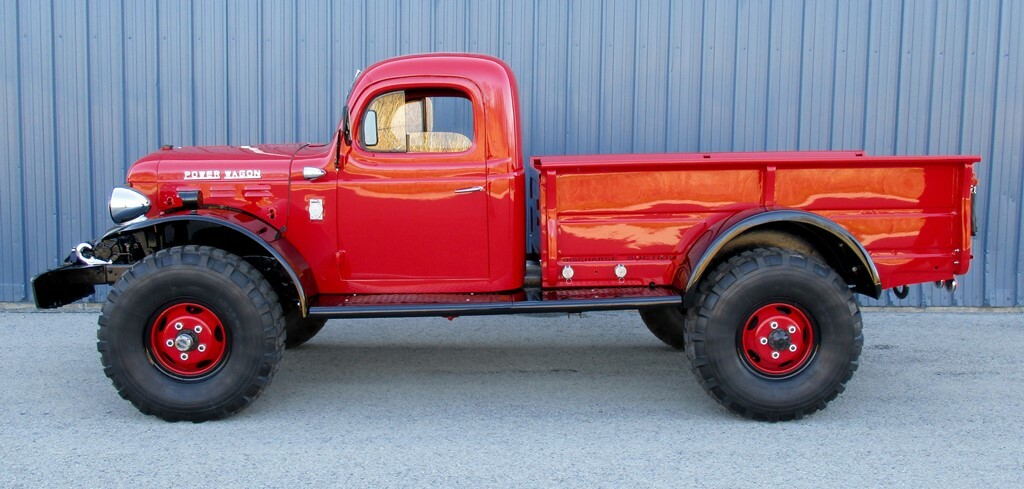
<box><xmin>1</xmin><ymin>0</ymin><xmax>1022</xmax><ymax>307</ymax></box>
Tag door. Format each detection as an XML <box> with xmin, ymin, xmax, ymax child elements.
<box><xmin>338</xmin><ymin>85</ymin><xmax>490</xmax><ymax>291</ymax></box>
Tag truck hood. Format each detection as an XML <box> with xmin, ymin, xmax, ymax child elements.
<box><xmin>127</xmin><ymin>143</ymin><xmax>307</xmax><ymax>185</ymax></box>
<box><xmin>158</xmin><ymin>143</ymin><xmax>306</xmax><ymax>161</ymax></box>
<box><xmin>128</xmin><ymin>143</ymin><xmax>310</xmax><ymax>225</ymax></box>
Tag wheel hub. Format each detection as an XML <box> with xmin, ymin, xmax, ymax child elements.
<box><xmin>741</xmin><ymin>303</ymin><xmax>815</xmax><ymax>376</ymax></box>
<box><xmin>767</xmin><ymin>329</ymin><xmax>791</xmax><ymax>351</ymax></box>
<box><xmin>148</xmin><ymin>302</ymin><xmax>227</xmax><ymax>378</ymax></box>
<box><xmin>173</xmin><ymin>332</ymin><xmax>196</xmax><ymax>352</ymax></box>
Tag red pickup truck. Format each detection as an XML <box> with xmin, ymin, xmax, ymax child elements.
<box><xmin>34</xmin><ymin>53</ymin><xmax>979</xmax><ymax>422</ymax></box>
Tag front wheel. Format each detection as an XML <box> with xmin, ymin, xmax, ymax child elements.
<box><xmin>685</xmin><ymin>248</ymin><xmax>863</xmax><ymax>421</ymax></box>
<box><xmin>97</xmin><ymin>246</ymin><xmax>285</xmax><ymax>421</ymax></box>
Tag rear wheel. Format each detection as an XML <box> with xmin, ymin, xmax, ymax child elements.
<box><xmin>638</xmin><ymin>307</ymin><xmax>685</xmax><ymax>349</ymax></box>
<box><xmin>685</xmin><ymin>248</ymin><xmax>862</xmax><ymax>421</ymax></box>
<box><xmin>97</xmin><ymin>245</ymin><xmax>285</xmax><ymax>422</ymax></box>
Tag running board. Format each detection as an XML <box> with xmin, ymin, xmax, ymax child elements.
<box><xmin>307</xmin><ymin>287</ymin><xmax>681</xmax><ymax>319</ymax></box>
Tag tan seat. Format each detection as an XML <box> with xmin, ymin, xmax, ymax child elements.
<box><xmin>407</xmin><ymin>132</ymin><xmax>472</xmax><ymax>153</ymax></box>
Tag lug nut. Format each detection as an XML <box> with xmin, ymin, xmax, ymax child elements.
<box><xmin>771</xmin><ymin>351</ymin><xmax>780</xmax><ymax>359</ymax></box>
<box><xmin>194</xmin><ymin>325</ymin><xmax>203</xmax><ymax>333</ymax></box>
<box><xmin>789</xmin><ymin>344</ymin><xmax>798</xmax><ymax>352</ymax></box>
<box><xmin>174</xmin><ymin>322</ymin><xmax>183</xmax><ymax>331</ymax></box>
<box><xmin>760</xmin><ymin>337</ymin><xmax>768</xmax><ymax>345</ymax></box>
<box><xmin>197</xmin><ymin>344</ymin><xmax>206</xmax><ymax>352</ymax></box>
<box><xmin>788</xmin><ymin>325</ymin><xmax>797</xmax><ymax>334</ymax></box>
<box><xmin>166</xmin><ymin>339</ymin><xmax>174</xmax><ymax>347</ymax></box>
<box><xmin>180</xmin><ymin>353</ymin><xmax>189</xmax><ymax>361</ymax></box>
<box><xmin>770</xmin><ymin>321</ymin><xmax>778</xmax><ymax>329</ymax></box>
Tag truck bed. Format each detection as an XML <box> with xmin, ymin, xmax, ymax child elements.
<box><xmin>534</xmin><ymin>151</ymin><xmax>978</xmax><ymax>291</ymax></box>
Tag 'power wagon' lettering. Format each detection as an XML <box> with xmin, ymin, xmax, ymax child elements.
<box><xmin>183</xmin><ymin>169</ymin><xmax>262</xmax><ymax>180</ymax></box>
<box><xmin>183</xmin><ymin>170</ymin><xmax>220</xmax><ymax>180</ymax></box>
<box><xmin>224</xmin><ymin>170</ymin><xmax>262</xmax><ymax>180</ymax></box>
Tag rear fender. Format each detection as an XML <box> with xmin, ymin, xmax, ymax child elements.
<box><xmin>677</xmin><ymin>210</ymin><xmax>881</xmax><ymax>306</ymax></box>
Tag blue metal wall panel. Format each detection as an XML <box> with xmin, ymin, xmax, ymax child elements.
<box><xmin>634</xmin><ymin>1</ymin><xmax>671</xmax><ymax>152</ymax></box>
<box><xmin>665</xmin><ymin>0</ymin><xmax>704</xmax><ymax>153</ymax></box>
<box><xmin>765</xmin><ymin>0</ymin><xmax>803</xmax><ymax>150</ymax></box>
<box><xmin>16</xmin><ymin>0</ymin><xmax>60</xmax><ymax>294</ymax></box>
<box><xmin>565</xmin><ymin>0</ymin><xmax>603</xmax><ymax>154</ymax></box>
<box><xmin>0</xmin><ymin>0</ymin><xmax>26</xmax><ymax>300</ymax></box>
<box><xmin>87</xmin><ymin>0</ymin><xmax>126</xmax><ymax>241</ymax></box>
<box><xmin>194</xmin><ymin>0</ymin><xmax>229</xmax><ymax>146</ymax></box>
<box><xmin>732</xmin><ymin>0</ymin><xmax>770</xmax><ymax>152</ymax></box>
<box><xmin>997</xmin><ymin>0</ymin><xmax>1024</xmax><ymax>306</ymax></box>
<box><xmin>2</xmin><ymin>0</ymin><xmax>1023</xmax><ymax>307</ymax></box>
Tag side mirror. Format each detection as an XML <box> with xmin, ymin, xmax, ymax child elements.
<box><xmin>363</xmin><ymin>110</ymin><xmax>378</xmax><ymax>147</ymax></box>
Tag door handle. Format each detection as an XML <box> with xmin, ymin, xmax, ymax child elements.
<box><xmin>303</xmin><ymin>167</ymin><xmax>327</xmax><ymax>180</ymax></box>
<box><xmin>454</xmin><ymin>186</ymin><xmax>484</xmax><ymax>194</ymax></box>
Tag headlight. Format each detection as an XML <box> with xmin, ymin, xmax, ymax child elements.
<box><xmin>109</xmin><ymin>187</ymin><xmax>151</xmax><ymax>224</ymax></box>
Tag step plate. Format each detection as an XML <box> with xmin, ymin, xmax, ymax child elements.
<box><xmin>308</xmin><ymin>287</ymin><xmax>681</xmax><ymax>319</ymax></box>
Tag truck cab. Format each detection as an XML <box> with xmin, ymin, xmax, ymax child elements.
<box><xmin>326</xmin><ymin>54</ymin><xmax>526</xmax><ymax>293</ymax></box>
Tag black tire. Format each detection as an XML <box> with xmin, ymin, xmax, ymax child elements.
<box><xmin>685</xmin><ymin>248</ymin><xmax>862</xmax><ymax>421</ymax></box>
<box><xmin>97</xmin><ymin>245</ymin><xmax>285</xmax><ymax>422</ymax></box>
<box><xmin>638</xmin><ymin>307</ymin><xmax>685</xmax><ymax>349</ymax></box>
<box><xmin>284</xmin><ymin>309</ymin><xmax>327</xmax><ymax>349</ymax></box>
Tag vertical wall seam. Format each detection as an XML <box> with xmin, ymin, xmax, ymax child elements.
<box><xmin>563</xmin><ymin>0</ymin><xmax>571</xmax><ymax>150</ymax></box>
<box><xmin>957</xmin><ymin>0</ymin><xmax>972</xmax><ymax>155</ymax></box>
<box><xmin>663</xmin><ymin>0</ymin><xmax>674</xmax><ymax>152</ymax></box>
<box><xmin>891</xmin><ymin>0</ymin><xmax>906</xmax><ymax>153</ymax></box>
<box><xmin>631</xmin><ymin>0</ymin><xmax>641</xmax><ymax>152</ymax></box>
<box><xmin>924</xmin><ymin>1</ymin><xmax>940</xmax><ymax>152</ymax></box>
<box><xmin>497</xmin><ymin>0</ymin><xmax>504</xmax><ymax>60</ymax></box>
<box><xmin>596</xmin><ymin>0</ymin><xmax>605</xmax><ymax>152</ymax></box>
<box><xmin>190</xmin><ymin>0</ymin><xmax>197</xmax><ymax>146</ymax></box>
<box><xmin>327</xmin><ymin>0</ymin><xmax>333</xmax><ymax>131</ymax></box>
<box><xmin>155</xmin><ymin>0</ymin><xmax>163</xmax><ymax>146</ymax></box>
<box><xmin>861</xmin><ymin>0</ymin><xmax>873</xmax><ymax>150</ymax></box>
<box><xmin>696</xmin><ymin>0</ymin><xmax>706</xmax><ymax>150</ymax></box>
<box><xmin>828</xmin><ymin>0</ymin><xmax>840</xmax><ymax>150</ymax></box>
<box><xmin>463</xmin><ymin>0</ymin><xmax>470</xmax><ymax>51</ymax></box>
<box><xmin>1010</xmin><ymin>1</ymin><xmax>1024</xmax><ymax>305</ymax></box>
<box><xmin>224</xmin><ymin>0</ymin><xmax>231</xmax><ymax>144</ymax></box>
<box><xmin>529</xmin><ymin>0</ymin><xmax>538</xmax><ymax>154</ymax></box>
<box><xmin>119</xmin><ymin>0</ymin><xmax>129</xmax><ymax>174</ymax></box>
<box><xmin>795</xmin><ymin>0</ymin><xmax>807</xmax><ymax>149</ymax></box>
<box><xmin>763</xmin><ymin>2</ymin><xmax>773</xmax><ymax>150</ymax></box>
<box><xmin>16</xmin><ymin>0</ymin><xmax>29</xmax><ymax>300</ymax></box>
<box><xmin>729</xmin><ymin>1</ymin><xmax>739</xmax><ymax>151</ymax></box>
<box><xmin>84</xmin><ymin>0</ymin><xmax>96</xmax><ymax>239</ymax></box>
<box><xmin>981</xmin><ymin>0</ymin><xmax>1005</xmax><ymax>306</ymax></box>
<box><xmin>292</xmin><ymin>0</ymin><xmax>299</xmax><ymax>142</ymax></box>
<box><xmin>256</xmin><ymin>0</ymin><xmax>263</xmax><ymax>142</ymax></box>
<box><xmin>49</xmin><ymin>0</ymin><xmax>62</xmax><ymax>266</ymax></box>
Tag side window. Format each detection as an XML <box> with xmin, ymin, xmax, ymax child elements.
<box><xmin>361</xmin><ymin>89</ymin><xmax>474</xmax><ymax>154</ymax></box>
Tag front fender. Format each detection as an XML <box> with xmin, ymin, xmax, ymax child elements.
<box><xmin>102</xmin><ymin>213</ymin><xmax>317</xmax><ymax>314</ymax></box>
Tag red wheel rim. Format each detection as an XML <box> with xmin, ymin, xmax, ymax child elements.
<box><xmin>147</xmin><ymin>302</ymin><xmax>228</xmax><ymax>378</ymax></box>
<box><xmin>740</xmin><ymin>303</ymin><xmax>815</xmax><ymax>376</ymax></box>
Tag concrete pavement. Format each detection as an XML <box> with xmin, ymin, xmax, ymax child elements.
<box><xmin>0</xmin><ymin>309</ymin><xmax>1021</xmax><ymax>487</ymax></box>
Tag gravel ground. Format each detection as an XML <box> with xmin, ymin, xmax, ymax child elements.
<box><xmin>0</xmin><ymin>309</ymin><xmax>1021</xmax><ymax>487</ymax></box>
